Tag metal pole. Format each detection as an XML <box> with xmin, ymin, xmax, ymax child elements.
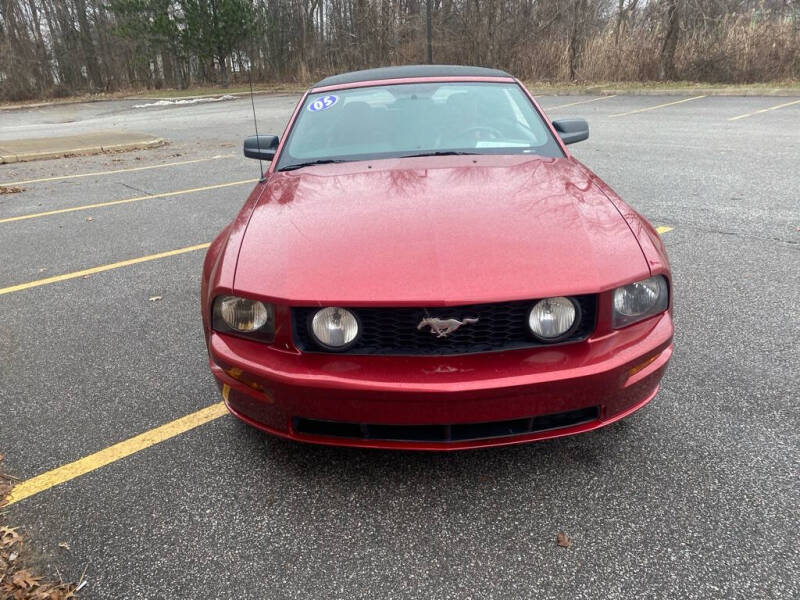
<box><xmin>426</xmin><ymin>0</ymin><xmax>433</xmax><ymax>64</ymax></box>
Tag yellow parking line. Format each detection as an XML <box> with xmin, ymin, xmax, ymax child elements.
<box><xmin>728</xmin><ymin>99</ymin><xmax>800</xmax><ymax>121</ymax></box>
<box><xmin>0</xmin><ymin>242</ymin><xmax>210</xmax><ymax>296</ymax></box>
<box><xmin>0</xmin><ymin>179</ymin><xmax>257</xmax><ymax>225</ymax></box>
<box><xmin>2</xmin><ymin>154</ymin><xmax>234</xmax><ymax>186</ymax></box>
<box><xmin>609</xmin><ymin>95</ymin><xmax>706</xmax><ymax>118</ymax></box>
<box><xmin>5</xmin><ymin>401</ymin><xmax>228</xmax><ymax>506</ymax></box>
<box><xmin>656</xmin><ymin>226</ymin><xmax>673</xmax><ymax>234</ymax></box>
<box><xmin>547</xmin><ymin>95</ymin><xmax>617</xmax><ymax>110</ymax></box>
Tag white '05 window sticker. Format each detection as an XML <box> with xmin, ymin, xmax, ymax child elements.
<box><xmin>308</xmin><ymin>95</ymin><xmax>338</xmax><ymax>112</ymax></box>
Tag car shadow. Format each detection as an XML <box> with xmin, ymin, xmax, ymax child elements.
<box><xmin>231</xmin><ymin>414</ymin><xmax>640</xmax><ymax>488</ymax></box>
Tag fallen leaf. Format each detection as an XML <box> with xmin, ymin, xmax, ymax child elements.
<box><xmin>11</xmin><ymin>569</ymin><xmax>40</xmax><ymax>589</ymax></box>
<box><xmin>58</xmin><ymin>542</ymin><xmax>70</xmax><ymax>550</ymax></box>
<box><xmin>0</xmin><ymin>526</ymin><xmax>22</xmax><ymax>547</ymax></box>
<box><xmin>27</xmin><ymin>585</ymin><xmax>74</xmax><ymax>600</ymax></box>
<box><xmin>8</xmin><ymin>550</ymin><xmax>17</xmax><ymax>561</ymax></box>
<box><xmin>0</xmin><ymin>186</ymin><xmax>24</xmax><ymax>194</ymax></box>
<box><xmin>148</xmin><ymin>295</ymin><xmax>162</xmax><ymax>302</ymax></box>
<box><xmin>556</xmin><ymin>532</ymin><xmax>572</xmax><ymax>548</ymax></box>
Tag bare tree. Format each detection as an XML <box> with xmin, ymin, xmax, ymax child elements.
<box><xmin>659</xmin><ymin>0</ymin><xmax>681</xmax><ymax>80</ymax></box>
<box><xmin>0</xmin><ymin>0</ymin><xmax>797</xmax><ymax>101</ymax></box>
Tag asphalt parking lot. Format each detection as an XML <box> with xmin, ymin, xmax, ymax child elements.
<box><xmin>1</xmin><ymin>92</ymin><xmax>798</xmax><ymax>599</ymax></box>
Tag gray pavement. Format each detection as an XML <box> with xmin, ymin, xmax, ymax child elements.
<box><xmin>0</xmin><ymin>92</ymin><xmax>798</xmax><ymax>599</ymax></box>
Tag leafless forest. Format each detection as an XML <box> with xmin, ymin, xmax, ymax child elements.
<box><xmin>1</xmin><ymin>0</ymin><xmax>798</xmax><ymax>101</ymax></box>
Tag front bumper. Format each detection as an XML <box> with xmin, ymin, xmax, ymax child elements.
<box><xmin>208</xmin><ymin>312</ymin><xmax>673</xmax><ymax>450</ymax></box>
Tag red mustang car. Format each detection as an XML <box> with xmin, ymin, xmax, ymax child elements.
<box><xmin>201</xmin><ymin>65</ymin><xmax>673</xmax><ymax>450</ymax></box>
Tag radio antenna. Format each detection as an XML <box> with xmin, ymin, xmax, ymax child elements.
<box><xmin>248</xmin><ymin>60</ymin><xmax>264</xmax><ymax>178</ymax></box>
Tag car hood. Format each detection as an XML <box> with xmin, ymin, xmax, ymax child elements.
<box><xmin>234</xmin><ymin>155</ymin><xmax>650</xmax><ymax>305</ymax></box>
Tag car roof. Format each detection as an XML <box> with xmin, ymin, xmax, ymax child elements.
<box><xmin>313</xmin><ymin>65</ymin><xmax>513</xmax><ymax>88</ymax></box>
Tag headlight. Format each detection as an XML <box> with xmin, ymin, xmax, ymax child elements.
<box><xmin>612</xmin><ymin>276</ymin><xmax>669</xmax><ymax>328</ymax></box>
<box><xmin>310</xmin><ymin>307</ymin><xmax>359</xmax><ymax>349</ymax></box>
<box><xmin>528</xmin><ymin>297</ymin><xmax>578</xmax><ymax>341</ymax></box>
<box><xmin>212</xmin><ymin>295</ymin><xmax>275</xmax><ymax>341</ymax></box>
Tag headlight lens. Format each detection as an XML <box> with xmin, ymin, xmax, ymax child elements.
<box><xmin>212</xmin><ymin>295</ymin><xmax>275</xmax><ymax>341</ymax></box>
<box><xmin>612</xmin><ymin>276</ymin><xmax>669</xmax><ymax>328</ymax></box>
<box><xmin>311</xmin><ymin>307</ymin><xmax>359</xmax><ymax>349</ymax></box>
<box><xmin>528</xmin><ymin>297</ymin><xmax>578</xmax><ymax>341</ymax></box>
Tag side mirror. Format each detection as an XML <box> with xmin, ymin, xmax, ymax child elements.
<box><xmin>551</xmin><ymin>118</ymin><xmax>589</xmax><ymax>145</ymax></box>
<box><xmin>244</xmin><ymin>135</ymin><xmax>279</xmax><ymax>161</ymax></box>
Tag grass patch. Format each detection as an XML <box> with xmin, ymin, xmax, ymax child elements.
<box><xmin>128</xmin><ymin>82</ymin><xmax>306</xmax><ymax>99</ymax></box>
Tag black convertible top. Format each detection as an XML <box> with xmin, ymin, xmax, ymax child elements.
<box><xmin>313</xmin><ymin>65</ymin><xmax>513</xmax><ymax>88</ymax></box>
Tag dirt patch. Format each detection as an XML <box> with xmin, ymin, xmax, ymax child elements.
<box><xmin>0</xmin><ymin>455</ymin><xmax>79</xmax><ymax>599</ymax></box>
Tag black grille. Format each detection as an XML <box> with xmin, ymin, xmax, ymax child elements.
<box><xmin>293</xmin><ymin>406</ymin><xmax>600</xmax><ymax>442</ymax></box>
<box><xmin>292</xmin><ymin>296</ymin><xmax>596</xmax><ymax>355</ymax></box>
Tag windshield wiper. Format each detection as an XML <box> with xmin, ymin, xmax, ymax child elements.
<box><xmin>279</xmin><ymin>159</ymin><xmax>349</xmax><ymax>171</ymax></box>
<box><xmin>280</xmin><ymin>152</ymin><xmax>476</xmax><ymax>170</ymax></box>
<box><xmin>399</xmin><ymin>151</ymin><xmax>478</xmax><ymax>158</ymax></box>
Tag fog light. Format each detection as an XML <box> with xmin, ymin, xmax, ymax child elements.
<box><xmin>528</xmin><ymin>297</ymin><xmax>578</xmax><ymax>341</ymax></box>
<box><xmin>310</xmin><ymin>307</ymin><xmax>359</xmax><ymax>349</ymax></box>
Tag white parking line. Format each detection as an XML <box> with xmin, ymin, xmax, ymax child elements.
<box><xmin>546</xmin><ymin>95</ymin><xmax>617</xmax><ymax>110</ymax></box>
<box><xmin>728</xmin><ymin>99</ymin><xmax>800</xmax><ymax>121</ymax></box>
<box><xmin>609</xmin><ymin>96</ymin><xmax>706</xmax><ymax>118</ymax></box>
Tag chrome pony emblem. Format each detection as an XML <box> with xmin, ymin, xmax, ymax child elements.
<box><xmin>417</xmin><ymin>317</ymin><xmax>479</xmax><ymax>338</ymax></box>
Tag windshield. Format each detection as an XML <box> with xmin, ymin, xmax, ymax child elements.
<box><xmin>276</xmin><ymin>82</ymin><xmax>563</xmax><ymax>170</ymax></box>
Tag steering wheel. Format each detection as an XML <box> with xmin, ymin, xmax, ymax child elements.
<box><xmin>457</xmin><ymin>125</ymin><xmax>504</xmax><ymax>140</ymax></box>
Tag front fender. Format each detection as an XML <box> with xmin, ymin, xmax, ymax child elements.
<box><xmin>201</xmin><ymin>181</ymin><xmax>269</xmax><ymax>342</ymax></box>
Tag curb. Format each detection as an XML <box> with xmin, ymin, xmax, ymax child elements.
<box><xmin>0</xmin><ymin>137</ymin><xmax>166</xmax><ymax>164</ymax></box>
